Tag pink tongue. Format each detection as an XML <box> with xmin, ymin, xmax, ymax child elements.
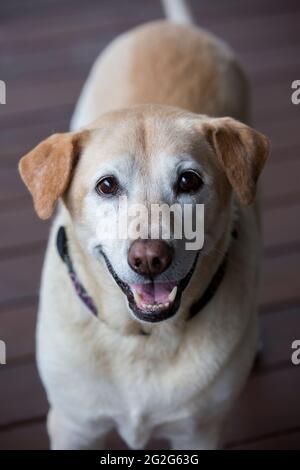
<box><xmin>131</xmin><ymin>282</ymin><xmax>177</xmax><ymax>304</ymax></box>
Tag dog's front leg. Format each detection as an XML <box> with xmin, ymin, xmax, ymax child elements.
<box><xmin>47</xmin><ymin>408</ymin><xmax>112</xmax><ymax>450</ymax></box>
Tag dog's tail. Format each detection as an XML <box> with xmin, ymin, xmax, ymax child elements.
<box><xmin>161</xmin><ymin>0</ymin><xmax>194</xmax><ymax>25</ymax></box>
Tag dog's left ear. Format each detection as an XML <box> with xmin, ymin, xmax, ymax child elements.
<box><xmin>203</xmin><ymin>117</ymin><xmax>270</xmax><ymax>205</ymax></box>
<box><xmin>19</xmin><ymin>131</ymin><xmax>88</xmax><ymax>219</ymax></box>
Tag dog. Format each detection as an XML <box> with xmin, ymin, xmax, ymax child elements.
<box><xmin>19</xmin><ymin>0</ymin><xmax>269</xmax><ymax>450</ymax></box>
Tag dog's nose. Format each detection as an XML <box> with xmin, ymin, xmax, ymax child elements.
<box><xmin>128</xmin><ymin>239</ymin><xmax>173</xmax><ymax>277</ymax></box>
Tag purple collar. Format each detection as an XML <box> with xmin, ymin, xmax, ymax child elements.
<box><xmin>56</xmin><ymin>226</ymin><xmax>98</xmax><ymax>316</ymax></box>
<box><xmin>56</xmin><ymin>226</ymin><xmax>229</xmax><ymax>320</ymax></box>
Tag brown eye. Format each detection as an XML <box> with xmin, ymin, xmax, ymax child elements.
<box><xmin>95</xmin><ymin>176</ymin><xmax>119</xmax><ymax>196</ymax></box>
<box><xmin>177</xmin><ymin>170</ymin><xmax>203</xmax><ymax>194</ymax></box>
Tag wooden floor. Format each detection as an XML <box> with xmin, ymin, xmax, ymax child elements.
<box><xmin>0</xmin><ymin>0</ymin><xmax>300</xmax><ymax>450</ymax></box>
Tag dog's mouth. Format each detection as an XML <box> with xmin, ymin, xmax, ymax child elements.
<box><xmin>100</xmin><ymin>251</ymin><xmax>199</xmax><ymax>323</ymax></box>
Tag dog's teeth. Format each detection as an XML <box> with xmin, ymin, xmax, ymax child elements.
<box><xmin>140</xmin><ymin>301</ymin><xmax>171</xmax><ymax>311</ymax></box>
<box><xmin>132</xmin><ymin>289</ymin><xmax>142</xmax><ymax>305</ymax></box>
<box><xmin>168</xmin><ymin>286</ymin><xmax>177</xmax><ymax>302</ymax></box>
<box><xmin>142</xmin><ymin>303</ymin><xmax>152</xmax><ymax>309</ymax></box>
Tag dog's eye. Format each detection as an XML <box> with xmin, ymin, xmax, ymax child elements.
<box><xmin>176</xmin><ymin>170</ymin><xmax>203</xmax><ymax>194</ymax></box>
<box><xmin>95</xmin><ymin>176</ymin><xmax>119</xmax><ymax>196</ymax></box>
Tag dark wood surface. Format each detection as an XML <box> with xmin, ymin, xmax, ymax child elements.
<box><xmin>0</xmin><ymin>0</ymin><xmax>299</xmax><ymax>450</ymax></box>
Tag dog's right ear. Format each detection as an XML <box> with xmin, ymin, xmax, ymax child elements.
<box><xmin>19</xmin><ymin>131</ymin><xmax>88</xmax><ymax>220</ymax></box>
<box><xmin>202</xmin><ymin>117</ymin><xmax>270</xmax><ymax>205</ymax></box>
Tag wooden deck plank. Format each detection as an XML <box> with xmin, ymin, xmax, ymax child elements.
<box><xmin>1</xmin><ymin>0</ymin><xmax>298</xmax><ymax>53</ymax></box>
<box><xmin>225</xmin><ymin>366</ymin><xmax>300</xmax><ymax>445</ymax></box>
<box><xmin>0</xmin><ymin>420</ymin><xmax>48</xmax><ymax>450</ymax></box>
<box><xmin>0</xmin><ymin>305</ymin><xmax>37</xmax><ymax>362</ymax></box>
<box><xmin>260</xmin><ymin>251</ymin><xmax>300</xmax><ymax>307</ymax></box>
<box><xmin>262</xmin><ymin>159</ymin><xmax>300</xmax><ymax>204</ymax></box>
<box><xmin>229</xmin><ymin>429</ymin><xmax>300</xmax><ymax>450</ymax></box>
<box><xmin>0</xmin><ymin>362</ymin><xmax>47</xmax><ymax>427</ymax></box>
<box><xmin>263</xmin><ymin>203</ymin><xmax>300</xmax><ymax>250</ymax></box>
<box><xmin>0</xmin><ymin>206</ymin><xmax>48</xmax><ymax>253</ymax></box>
<box><xmin>0</xmin><ymin>252</ymin><xmax>43</xmax><ymax>308</ymax></box>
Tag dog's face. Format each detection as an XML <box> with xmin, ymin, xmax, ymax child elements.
<box><xmin>19</xmin><ymin>105</ymin><xmax>269</xmax><ymax>323</ymax></box>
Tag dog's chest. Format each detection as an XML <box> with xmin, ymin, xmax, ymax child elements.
<box><xmin>93</xmin><ymin>331</ymin><xmax>217</xmax><ymax>449</ymax></box>
<box><xmin>108</xmin><ymin>365</ymin><xmax>195</xmax><ymax>449</ymax></box>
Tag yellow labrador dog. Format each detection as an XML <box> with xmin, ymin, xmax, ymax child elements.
<box><xmin>19</xmin><ymin>0</ymin><xmax>269</xmax><ymax>450</ymax></box>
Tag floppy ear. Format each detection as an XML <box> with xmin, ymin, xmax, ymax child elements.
<box><xmin>204</xmin><ymin>117</ymin><xmax>270</xmax><ymax>205</ymax></box>
<box><xmin>19</xmin><ymin>131</ymin><xmax>88</xmax><ymax>219</ymax></box>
